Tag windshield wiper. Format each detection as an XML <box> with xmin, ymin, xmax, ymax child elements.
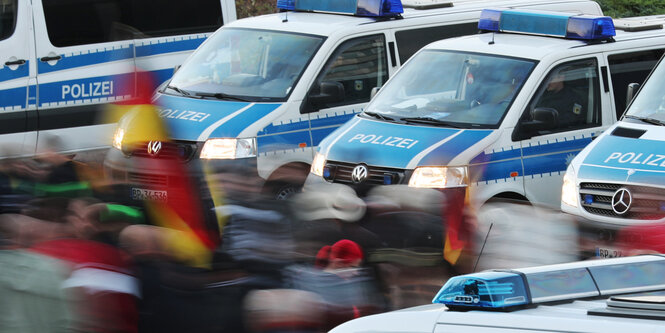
<box><xmin>363</xmin><ymin>111</ymin><xmax>397</xmax><ymax>122</ymax></box>
<box><xmin>625</xmin><ymin>115</ymin><xmax>665</xmax><ymax>126</ymax></box>
<box><xmin>166</xmin><ymin>85</ymin><xmax>192</xmax><ymax>97</ymax></box>
<box><xmin>400</xmin><ymin>116</ymin><xmax>463</xmax><ymax>128</ymax></box>
<box><xmin>195</xmin><ymin>92</ymin><xmax>251</xmax><ymax>102</ymax></box>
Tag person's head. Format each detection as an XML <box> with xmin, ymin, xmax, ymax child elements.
<box><xmin>547</xmin><ymin>72</ymin><xmax>566</xmax><ymax>92</ymax></box>
<box><xmin>328</xmin><ymin>239</ymin><xmax>363</xmax><ymax>269</ymax></box>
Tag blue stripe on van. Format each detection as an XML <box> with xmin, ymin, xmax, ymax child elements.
<box><xmin>470</xmin><ymin>155</ymin><xmax>523</xmax><ymax>183</ymax></box>
<box><xmin>37</xmin><ymin>47</ymin><xmax>134</xmax><ymax>74</ymax></box>
<box><xmin>135</xmin><ymin>37</ymin><xmax>208</xmax><ymax>57</ymax></box>
<box><xmin>257</xmin><ymin>130</ymin><xmax>312</xmax><ymax>154</ymax></box>
<box><xmin>207</xmin><ymin>103</ymin><xmax>281</xmax><ymax>138</ymax></box>
<box><xmin>0</xmin><ymin>61</ymin><xmax>29</xmax><ymax>83</ymax></box>
<box><xmin>38</xmin><ymin>73</ymin><xmax>134</xmax><ymax>106</ymax></box>
<box><xmin>419</xmin><ymin>130</ymin><xmax>492</xmax><ymax>166</ymax></box>
<box><xmin>0</xmin><ymin>86</ymin><xmax>27</xmax><ymax>109</ymax></box>
<box><xmin>258</xmin><ymin>117</ymin><xmax>311</xmax><ymax>136</ymax></box>
<box><xmin>37</xmin><ymin>37</ymin><xmax>207</xmax><ymax>75</ymax></box>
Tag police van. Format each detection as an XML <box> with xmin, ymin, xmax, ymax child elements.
<box><xmin>0</xmin><ymin>0</ymin><xmax>236</xmax><ymax>157</ymax></box>
<box><xmin>331</xmin><ymin>255</ymin><xmax>665</xmax><ymax>333</ymax></box>
<box><xmin>307</xmin><ymin>10</ymin><xmax>665</xmax><ymax>211</ymax></box>
<box><xmin>560</xmin><ymin>18</ymin><xmax>665</xmax><ymax>257</ymax></box>
<box><xmin>103</xmin><ymin>0</ymin><xmax>603</xmax><ymax>200</ymax></box>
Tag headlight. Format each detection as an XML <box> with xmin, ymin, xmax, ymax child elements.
<box><xmin>200</xmin><ymin>138</ymin><xmax>257</xmax><ymax>159</ymax></box>
<box><xmin>408</xmin><ymin>166</ymin><xmax>467</xmax><ymax>188</ymax></box>
<box><xmin>112</xmin><ymin>127</ymin><xmax>124</xmax><ymax>150</ymax></box>
<box><xmin>310</xmin><ymin>152</ymin><xmax>326</xmax><ymax>177</ymax></box>
<box><xmin>561</xmin><ymin>166</ymin><xmax>578</xmax><ymax>208</ymax></box>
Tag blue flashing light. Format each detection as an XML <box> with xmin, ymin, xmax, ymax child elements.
<box><xmin>383</xmin><ymin>174</ymin><xmax>392</xmax><ymax>185</ymax></box>
<box><xmin>323</xmin><ymin>167</ymin><xmax>331</xmax><ymax>179</ymax></box>
<box><xmin>478</xmin><ymin>9</ymin><xmax>615</xmax><ymax>41</ymax></box>
<box><xmin>277</xmin><ymin>0</ymin><xmax>403</xmax><ymax>17</ymax></box>
<box><xmin>433</xmin><ymin>271</ymin><xmax>530</xmax><ymax>309</ymax></box>
<box><xmin>584</xmin><ymin>194</ymin><xmax>593</xmax><ymax>205</ymax></box>
<box><xmin>277</xmin><ymin>0</ymin><xmax>295</xmax><ymax>10</ymax></box>
<box><xmin>659</xmin><ymin>202</ymin><xmax>665</xmax><ymax>211</ymax></box>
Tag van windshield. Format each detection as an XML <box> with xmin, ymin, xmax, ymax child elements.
<box><xmin>366</xmin><ymin>50</ymin><xmax>535</xmax><ymax>128</ymax></box>
<box><xmin>624</xmin><ymin>61</ymin><xmax>665</xmax><ymax>123</ymax></box>
<box><xmin>168</xmin><ymin>28</ymin><xmax>324</xmax><ymax>102</ymax></box>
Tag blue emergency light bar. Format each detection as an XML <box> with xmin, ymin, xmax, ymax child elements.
<box><xmin>277</xmin><ymin>0</ymin><xmax>403</xmax><ymax>17</ymax></box>
<box><xmin>478</xmin><ymin>9</ymin><xmax>616</xmax><ymax>41</ymax></box>
<box><xmin>432</xmin><ymin>271</ymin><xmax>530</xmax><ymax>310</ymax></box>
<box><xmin>433</xmin><ymin>255</ymin><xmax>665</xmax><ymax>311</ymax></box>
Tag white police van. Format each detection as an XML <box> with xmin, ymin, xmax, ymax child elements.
<box><xmin>331</xmin><ymin>255</ymin><xmax>665</xmax><ymax>333</ymax></box>
<box><xmin>103</xmin><ymin>0</ymin><xmax>603</xmax><ymax>200</ymax></box>
<box><xmin>0</xmin><ymin>0</ymin><xmax>236</xmax><ymax>157</ymax></box>
<box><xmin>307</xmin><ymin>10</ymin><xmax>665</xmax><ymax>211</ymax></box>
<box><xmin>562</xmin><ymin>19</ymin><xmax>665</xmax><ymax>225</ymax></box>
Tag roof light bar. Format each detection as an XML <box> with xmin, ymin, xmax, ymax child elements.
<box><xmin>432</xmin><ymin>271</ymin><xmax>530</xmax><ymax>310</ymax></box>
<box><xmin>277</xmin><ymin>0</ymin><xmax>404</xmax><ymax>17</ymax></box>
<box><xmin>478</xmin><ymin>9</ymin><xmax>616</xmax><ymax>41</ymax></box>
<box><xmin>433</xmin><ymin>255</ymin><xmax>665</xmax><ymax>311</ymax></box>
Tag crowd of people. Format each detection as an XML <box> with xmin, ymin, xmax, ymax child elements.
<box><xmin>0</xmin><ymin>145</ymin><xmax>462</xmax><ymax>333</ymax></box>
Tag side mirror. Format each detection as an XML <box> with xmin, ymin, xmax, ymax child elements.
<box><xmin>513</xmin><ymin>107</ymin><xmax>558</xmax><ymax>140</ymax></box>
<box><xmin>626</xmin><ymin>82</ymin><xmax>640</xmax><ymax>107</ymax></box>
<box><xmin>370</xmin><ymin>86</ymin><xmax>380</xmax><ymax>100</ymax></box>
<box><xmin>301</xmin><ymin>81</ymin><xmax>345</xmax><ymax>113</ymax></box>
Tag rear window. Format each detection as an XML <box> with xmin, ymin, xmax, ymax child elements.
<box><xmin>42</xmin><ymin>0</ymin><xmax>224</xmax><ymax>47</ymax></box>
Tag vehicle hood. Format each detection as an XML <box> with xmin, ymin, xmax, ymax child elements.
<box><xmin>319</xmin><ymin>116</ymin><xmax>493</xmax><ymax>169</ymax></box>
<box><xmin>153</xmin><ymin>93</ymin><xmax>281</xmax><ymax>141</ymax></box>
<box><xmin>578</xmin><ymin>130</ymin><xmax>665</xmax><ymax>186</ymax></box>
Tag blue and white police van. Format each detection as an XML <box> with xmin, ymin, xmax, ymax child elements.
<box><xmin>331</xmin><ymin>255</ymin><xmax>665</xmax><ymax>332</ymax></box>
<box><xmin>0</xmin><ymin>0</ymin><xmax>236</xmax><ymax>157</ymax></box>
<box><xmin>560</xmin><ymin>18</ymin><xmax>665</xmax><ymax>256</ymax></box>
<box><xmin>307</xmin><ymin>10</ymin><xmax>665</xmax><ymax>210</ymax></box>
<box><xmin>103</xmin><ymin>0</ymin><xmax>603</xmax><ymax>200</ymax></box>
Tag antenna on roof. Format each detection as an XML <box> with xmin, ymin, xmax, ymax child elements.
<box><xmin>473</xmin><ymin>222</ymin><xmax>492</xmax><ymax>272</ymax></box>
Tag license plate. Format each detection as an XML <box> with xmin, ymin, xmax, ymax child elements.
<box><xmin>131</xmin><ymin>187</ymin><xmax>167</xmax><ymax>202</ymax></box>
<box><xmin>596</xmin><ymin>246</ymin><xmax>623</xmax><ymax>258</ymax></box>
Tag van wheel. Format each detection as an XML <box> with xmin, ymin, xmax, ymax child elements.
<box><xmin>268</xmin><ymin>181</ymin><xmax>302</xmax><ymax>200</ymax></box>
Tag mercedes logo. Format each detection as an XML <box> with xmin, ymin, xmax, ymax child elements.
<box><xmin>611</xmin><ymin>187</ymin><xmax>632</xmax><ymax>215</ymax></box>
<box><xmin>351</xmin><ymin>165</ymin><xmax>368</xmax><ymax>184</ymax></box>
<box><xmin>147</xmin><ymin>140</ymin><xmax>162</xmax><ymax>157</ymax></box>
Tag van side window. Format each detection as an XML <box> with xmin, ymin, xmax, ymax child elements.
<box><xmin>42</xmin><ymin>0</ymin><xmax>224</xmax><ymax>47</ymax></box>
<box><xmin>303</xmin><ymin>34</ymin><xmax>388</xmax><ymax>113</ymax></box>
<box><xmin>520</xmin><ymin>59</ymin><xmax>600</xmax><ymax>137</ymax></box>
<box><xmin>0</xmin><ymin>0</ymin><xmax>17</xmax><ymax>41</ymax></box>
<box><xmin>394</xmin><ymin>22</ymin><xmax>477</xmax><ymax>64</ymax></box>
<box><xmin>608</xmin><ymin>49</ymin><xmax>665</xmax><ymax>120</ymax></box>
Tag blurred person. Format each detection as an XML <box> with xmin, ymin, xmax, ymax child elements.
<box><xmin>314</xmin><ymin>245</ymin><xmax>331</xmax><ymax>269</ymax></box>
<box><xmin>27</xmin><ymin>197</ymin><xmax>142</xmax><ymax>333</ymax></box>
<box><xmin>473</xmin><ymin>200</ymin><xmax>579</xmax><ymax>271</ymax></box>
<box><xmin>289</xmin><ymin>183</ymin><xmax>381</xmax><ymax>261</ymax></box>
<box><xmin>283</xmin><ymin>239</ymin><xmax>386</xmax><ymax>332</ymax></box>
<box><xmin>0</xmin><ymin>214</ymin><xmax>73</xmax><ymax>333</ymax></box>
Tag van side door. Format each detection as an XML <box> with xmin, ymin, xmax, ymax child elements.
<box><xmin>513</xmin><ymin>57</ymin><xmax>606</xmax><ymax>206</ymax></box>
<box><xmin>0</xmin><ymin>0</ymin><xmax>37</xmax><ymax>156</ymax></box>
<box><xmin>32</xmin><ymin>0</ymin><xmax>138</xmax><ymax>154</ymax></box>
<box><xmin>604</xmin><ymin>48</ymin><xmax>665</xmax><ymax>122</ymax></box>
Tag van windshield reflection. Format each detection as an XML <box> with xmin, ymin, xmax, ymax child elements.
<box><xmin>169</xmin><ymin>28</ymin><xmax>324</xmax><ymax>102</ymax></box>
<box><xmin>366</xmin><ymin>50</ymin><xmax>535</xmax><ymax>128</ymax></box>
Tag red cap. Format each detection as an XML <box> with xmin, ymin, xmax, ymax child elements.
<box><xmin>315</xmin><ymin>245</ymin><xmax>331</xmax><ymax>268</ymax></box>
<box><xmin>330</xmin><ymin>239</ymin><xmax>363</xmax><ymax>264</ymax></box>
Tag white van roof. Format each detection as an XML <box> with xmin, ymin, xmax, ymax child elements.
<box><xmin>423</xmin><ymin>19</ymin><xmax>665</xmax><ymax>61</ymax></box>
<box><xmin>228</xmin><ymin>0</ymin><xmax>602</xmax><ymax>36</ymax></box>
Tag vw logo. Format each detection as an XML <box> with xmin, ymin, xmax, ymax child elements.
<box><xmin>351</xmin><ymin>165</ymin><xmax>368</xmax><ymax>184</ymax></box>
<box><xmin>611</xmin><ymin>187</ymin><xmax>632</xmax><ymax>215</ymax></box>
<box><xmin>147</xmin><ymin>140</ymin><xmax>162</xmax><ymax>157</ymax></box>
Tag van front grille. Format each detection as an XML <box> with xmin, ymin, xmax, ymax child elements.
<box><xmin>579</xmin><ymin>182</ymin><xmax>665</xmax><ymax>220</ymax></box>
